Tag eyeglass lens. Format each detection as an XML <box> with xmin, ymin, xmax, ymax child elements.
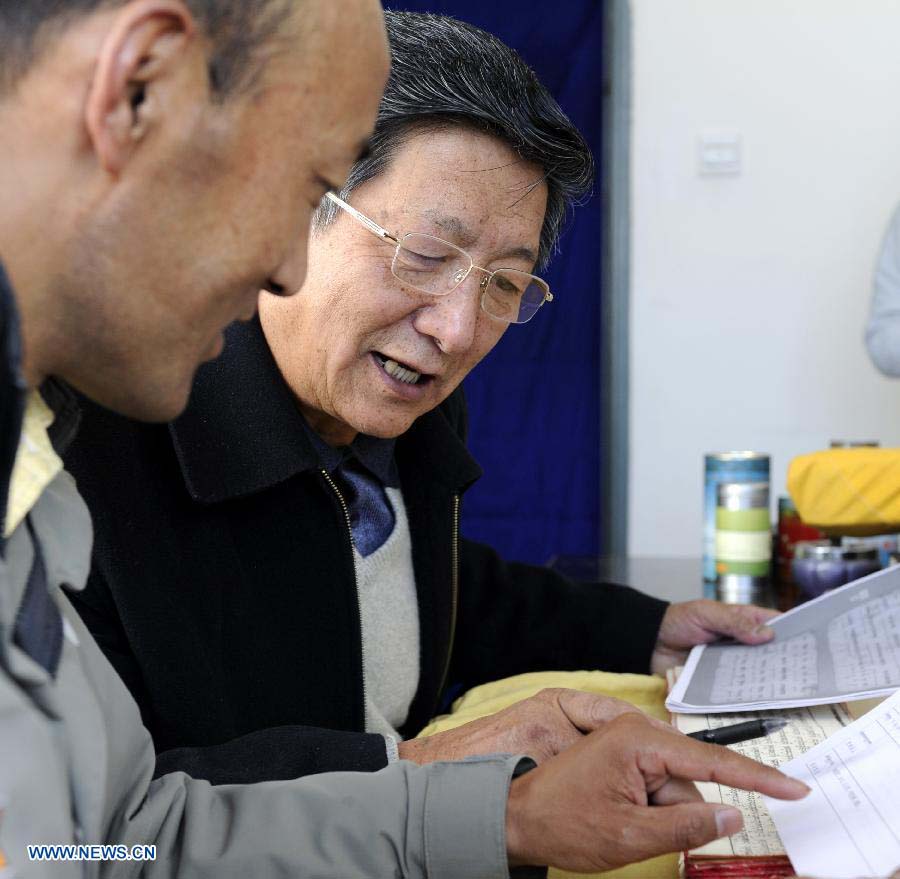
<box><xmin>392</xmin><ymin>233</ymin><xmax>548</xmax><ymax>325</ymax></box>
<box><xmin>392</xmin><ymin>234</ymin><xmax>470</xmax><ymax>295</ymax></box>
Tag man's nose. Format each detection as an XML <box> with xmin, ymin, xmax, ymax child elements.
<box><xmin>413</xmin><ymin>274</ymin><xmax>482</xmax><ymax>354</ymax></box>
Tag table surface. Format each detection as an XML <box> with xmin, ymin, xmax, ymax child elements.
<box><xmin>546</xmin><ymin>555</ymin><xmax>780</xmax><ymax>607</ymax></box>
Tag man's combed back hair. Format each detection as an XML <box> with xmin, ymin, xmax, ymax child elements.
<box><xmin>316</xmin><ymin>10</ymin><xmax>594</xmax><ymax>270</ymax></box>
<box><xmin>0</xmin><ymin>0</ymin><xmax>293</xmax><ymax>96</ymax></box>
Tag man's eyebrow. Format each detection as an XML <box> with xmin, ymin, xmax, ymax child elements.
<box><xmin>315</xmin><ymin>174</ymin><xmax>338</xmax><ymax>193</ymax></box>
<box><xmin>422</xmin><ymin>210</ymin><xmax>537</xmax><ymax>265</ymax></box>
<box><xmin>354</xmin><ymin>138</ymin><xmax>373</xmax><ymax>163</ymax></box>
<box><xmin>316</xmin><ymin>140</ymin><xmax>374</xmax><ymax>194</ymax></box>
<box><xmin>423</xmin><ymin>210</ymin><xmax>475</xmax><ymax>242</ymax></box>
<box><xmin>495</xmin><ymin>245</ymin><xmax>538</xmax><ymax>265</ymax></box>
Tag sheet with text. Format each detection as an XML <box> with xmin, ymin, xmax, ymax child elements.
<box><xmin>667</xmin><ymin>565</ymin><xmax>900</xmax><ymax>714</ymax></box>
<box><xmin>765</xmin><ymin>688</ymin><xmax>900</xmax><ymax>879</ymax></box>
<box><xmin>675</xmin><ymin>704</ymin><xmax>851</xmax><ymax>857</ymax></box>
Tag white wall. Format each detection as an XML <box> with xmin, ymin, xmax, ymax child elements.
<box><xmin>629</xmin><ymin>0</ymin><xmax>900</xmax><ymax>557</ymax></box>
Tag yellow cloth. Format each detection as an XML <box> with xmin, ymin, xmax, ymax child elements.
<box><xmin>787</xmin><ymin>447</ymin><xmax>900</xmax><ymax>535</ymax></box>
<box><xmin>4</xmin><ymin>391</ymin><xmax>62</xmax><ymax>538</ymax></box>
<box><xmin>418</xmin><ymin>670</ymin><xmax>678</xmax><ymax>879</ymax></box>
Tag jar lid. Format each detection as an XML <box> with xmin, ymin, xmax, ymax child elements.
<box><xmin>706</xmin><ymin>451</ymin><xmax>770</xmax><ymax>462</ymax></box>
<box><xmin>793</xmin><ymin>540</ymin><xmax>879</xmax><ymax>562</ymax></box>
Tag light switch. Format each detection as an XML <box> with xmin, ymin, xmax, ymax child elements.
<box><xmin>698</xmin><ymin>130</ymin><xmax>741</xmax><ymax>176</ymax></box>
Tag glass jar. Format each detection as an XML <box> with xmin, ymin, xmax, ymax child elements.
<box><xmin>791</xmin><ymin>541</ymin><xmax>880</xmax><ymax>599</ymax></box>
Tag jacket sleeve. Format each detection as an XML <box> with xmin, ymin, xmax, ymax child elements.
<box><xmin>866</xmin><ymin>204</ymin><xmax>900</xmax><ymax>377</ymax></box>
<box><xmin>60</xmin><ymin>599</ymin><xmax>526</xmax><ymax>879</ymax></box>
<box><xmin>154</xmin><ymin>724</ymin><xmax>391</xmax><ymax>783</ymax></box>
<box><xmin>114</xmin><ymin>752</ymin><xmax>526</xmax><ymax>879</ymax></box>
<box><xmin>71</xmin><ymin>567</ymin><xmax>392</xmax><ymax>783</ymax></box>
<box><xmin>449</xmin><ymin>538</ymin><xmax>670</xmax><ymax>691</ymax></box>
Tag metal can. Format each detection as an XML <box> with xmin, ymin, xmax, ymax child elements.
<box><xmin>715</xmin><ymin>481</ymin><xmax>771</xmax><ymax>604</ymax></box>
<box><xmin>704</xmin><ymin>452</ymin><xmax>770</xmax><ymax>583</ymax></box>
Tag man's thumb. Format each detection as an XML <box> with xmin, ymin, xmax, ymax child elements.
<box><xmin>639</xmin><ymin>803</ymin><xmax>743</xmax><ymax>856</ymax></box>
<box><xmin>556</xmin><ymin>689</ymin><xmax>638</xmax><ymax>732</ymax></box>
<box><xmin>699</xmin><ymin>601</ymin><xmax>775</xmax><ymax>645</ymax></box>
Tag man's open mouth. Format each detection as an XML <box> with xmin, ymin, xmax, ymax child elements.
<box><xmin>373</xmin><ymin>352</ymin><xmax>430</xmax><ymax>386</ymax></box>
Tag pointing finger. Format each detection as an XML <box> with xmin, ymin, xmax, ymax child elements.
<box><xmin>630</xmin><ymin>720</ymin><xmax>810</xmax><ymax>801</ymax></box>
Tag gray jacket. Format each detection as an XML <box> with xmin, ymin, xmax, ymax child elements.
<box><xmin>0</xmin><ymin>465</ymin><xmax>525</xmax><ymax>878</ymax></box>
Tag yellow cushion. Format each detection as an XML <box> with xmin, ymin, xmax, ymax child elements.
<box><xmin>787</xmin><ymin>447</ymin><xmax>900</xmax><ymax>535</ymax></box>
<box><xmin>418</xmin><ymin>670</ymin><xmax>677</xmax><ymax>879</ymax></box>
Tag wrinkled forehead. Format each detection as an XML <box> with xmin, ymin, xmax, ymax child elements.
<box><xmin>377</xmin><ymin>128</ymin><xmax>548</xmax><ymax>255</ymax></box>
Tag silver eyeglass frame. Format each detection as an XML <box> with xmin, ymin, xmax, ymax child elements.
<box><xmin>324</xmin><ymin>192</ymin><xmax>553</xmax><ymax>324</ymax></box>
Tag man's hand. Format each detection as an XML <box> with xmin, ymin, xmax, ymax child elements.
<box><xmin>505</xmin><ymin>712</ymin><xmax>810</xmax><ymax>873</ymax></box>
<box><xmin>651</xmin><ymin>599</ymin><xmax>780</xmax><ymax>675</ymax></box>
<box><xmin>398</xmin><ymin>688</ymin><xmax>669</xmax><ymax>765</ymax></box>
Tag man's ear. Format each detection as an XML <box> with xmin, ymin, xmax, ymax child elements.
<box><xmin>85</xmin><ymin>0</ymin><xmax>199</xmax><ymax>176</ymax></box>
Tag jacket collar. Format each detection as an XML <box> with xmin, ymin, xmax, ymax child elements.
<box><xmin>0</xmin><ymin>262</ymin><xmax>27</xmax><ymax>549</ymax></box>
<box><xmin>0</xmin><ymin>265</ymin><xmax>79</xmax><ymax>550</ymax></box>
<box><xmin>41</xmin><ymin>379</ymin><xmax>81</xmax><ymax>456</ymax></box>
<box><xmin>170</xmin><ymin>317</ymin><xmax>481</xmax><ymax>504</ymax></box>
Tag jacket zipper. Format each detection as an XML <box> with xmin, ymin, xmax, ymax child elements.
<box><xmin>437</xmin><ymin>493</ymin><xmax>460</xmax><ymax>701</ymax></box>
<box><xmin>320</xmin><ymin>469</ymin><xmax>368</xmax><ymax>730</ymax></box>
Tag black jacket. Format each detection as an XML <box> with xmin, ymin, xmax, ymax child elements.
<box><xmin>65</xmin><ymin>317</ymin><xmax>669</xmax><ymax>784</ymax></box>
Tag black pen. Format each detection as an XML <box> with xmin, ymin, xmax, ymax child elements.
<box><xmin>687</xmin><ymin>717</ymin><xmax>789</xmax><ymax>746</ymax></box>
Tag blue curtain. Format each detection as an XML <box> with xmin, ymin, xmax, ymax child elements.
<box><xmin>385</xmin><ymin>0</ymin><xmax>604</xmax><ymax>565</ymax></box>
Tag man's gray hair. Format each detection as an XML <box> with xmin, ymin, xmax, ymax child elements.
<box><xmin>315</xmin><ymin>10</ymin><xmax>594</xmax><ymax>270</ymax></box>
<box><xmin>0</xmin><ymin>0</ymin><xmax>293</xmax><ymax>96</ymax></box>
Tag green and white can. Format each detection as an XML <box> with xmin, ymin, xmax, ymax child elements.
<box><xmin>704</xmin><ymin>452</ymin><xmax>770</xmax><ymax>583</ymax></box>
<box><xmin>715</xmin><ymin>481</ymin><xmax>771</xmax><ymax>602</ymax></box>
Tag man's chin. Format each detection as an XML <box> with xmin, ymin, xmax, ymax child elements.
<box><xmin>354</xmin><ymin>391</ymin><xmax>453</xmax><ymax>439</ymax></box>
<box><xmin>121</xmin><ymin>391</ymin><xmax>192</xmax><ymax>424</ymax></box>
<box><xmin>352</xmin><ymin>409</ymin><xmax>419</xmax><ymax>440</ymax></box>
<box><xmin>68</xmin><ymin>371</ymin><xmax>194</xmax><ymax>424</ymax></box>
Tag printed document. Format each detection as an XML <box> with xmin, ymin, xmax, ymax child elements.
<box><xmin>765</xmin><ymin>688</ymin><xmax>900</xmax><ymax>879</ymax></box>
<box><xmin>674</xmin><ymin>704</ymin><xmax>852</xmax><ymax>857</ymax></box>
<box><xmin>667</xmin><ymin>564</ymin><xmax>900</xmax><ymax>713</ymax></box>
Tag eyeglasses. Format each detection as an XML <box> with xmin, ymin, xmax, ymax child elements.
<box><xmin>325</xmin><ymin>192</ymin><xmax>553</xmax><ymax>325</ymax></box>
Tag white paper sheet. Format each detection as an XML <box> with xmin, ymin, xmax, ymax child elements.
<box><xmin>764</xmin><ymin>687</ymin><xmax>900</xmax><ymax>879</ymax></box>
<box><xmin>667</xmin><ymin>564</ymin><xmax>900</xmax><ymax>714</ymax></box>
<box><xmin>674</xmin><ymin>704</ymin><xmax>852</xmax><ymax>857</ymax></box>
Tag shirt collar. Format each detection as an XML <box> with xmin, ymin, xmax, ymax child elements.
<box><xmin>3</xmin><ymin>380</ymin><xmax>81</xmax><ymax>539</ymax></box>
<box><xmin>4</xmin><ymin>390</ymin><xmax>64</xmax><ymax>538</ymax></box>
<box><xmin>169</xmin><ymin>316</ymin><xmax>480</xmax><ymax>503</ymax></box>
<box><xmin>298</xmin><ymin>417</ymin><xmax>399</xmax><ymax>488</ymax></box>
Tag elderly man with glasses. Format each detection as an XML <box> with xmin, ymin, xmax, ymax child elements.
<box><xmin>66</xmin><ymin>11</ymin><xmax>778</xmax><ymax>787</ymax></box>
